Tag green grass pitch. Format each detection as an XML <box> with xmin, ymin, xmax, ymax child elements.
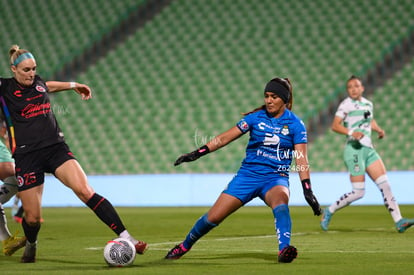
<box><xmin>1</xmin><ymin>205</ymin><xmax>413</xmax><ymax>275</ymax></box>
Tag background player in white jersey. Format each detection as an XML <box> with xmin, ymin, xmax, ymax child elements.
<box><xmin>320</xmin><ymin>75</ymin><xmax>414</xmax><ymax>232</ymax></box>
<box><xmin>165</xmin><ymin>77</ymin><xmax>321</xmax><ymax>263</ymax></box>
<box><xmin>0</xmin><ymin>118</ymin><xmax>26</xmax><ymax>255</ymax></box>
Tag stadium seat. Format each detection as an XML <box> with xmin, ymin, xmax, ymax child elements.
<box><xmin>1</xmin><ymin>0</ymin><xmax>413</xmax><ymax>174</ymax></box>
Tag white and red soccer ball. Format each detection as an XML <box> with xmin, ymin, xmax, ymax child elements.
<box><xmin>103</xmin><ymin>238</ymin><xmax>136</xmax><ymax>267</ymax></box>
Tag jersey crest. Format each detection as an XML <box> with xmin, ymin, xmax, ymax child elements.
<box><xmin>281</xmin><ymin>125</ymin><xmax>289</xmax><ymax>135</ymax></box>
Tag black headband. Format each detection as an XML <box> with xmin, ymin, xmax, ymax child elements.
<box><xmin>264</xmin><ymin>80</ymin><xmax>290</xmax><ymax>103</ymax></box>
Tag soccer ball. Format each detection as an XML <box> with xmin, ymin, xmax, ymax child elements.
<box><xmin>103</xmin><ymin>238</ymin><xmax>136</xmax><ymax>267</ymax></box>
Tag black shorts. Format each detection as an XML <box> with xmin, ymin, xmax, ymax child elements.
<box><xmin>14</xmin><ymin>142</ymin><xmax>76</xmax><ymax>191</ymax></box>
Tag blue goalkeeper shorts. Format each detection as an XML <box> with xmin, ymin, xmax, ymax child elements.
<box><xmin>223</xmin><ymin>168</ymin><xmax>289</xmax><ymax>205</ymax></box>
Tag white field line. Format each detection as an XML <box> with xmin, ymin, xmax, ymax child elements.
<box><xmin>86</xmin><ymin>229</ymin><xmax>414</xmax><ymax>254</ymax></box>
<box><xmin>86</xmin><ymin>234</ymin><xmax>279</xmax><ymax>251</ymax></box>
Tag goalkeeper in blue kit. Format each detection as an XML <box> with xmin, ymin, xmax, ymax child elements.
<box><xmin>165</xmin><ymin>77</ymin><xmax>321</xmax><ymax>263</ymax></box>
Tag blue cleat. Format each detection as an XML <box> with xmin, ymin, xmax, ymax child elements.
<box><xmin>320</xmin><ymin>208</ymin><xmax>333</xmax><ymax>231</ymax></box>
<box><xmin>396</xmin><ymin>218</ymin><xmax>414</xmax><ymax>233</ymax></box>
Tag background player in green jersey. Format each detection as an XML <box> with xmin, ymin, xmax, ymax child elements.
<box><xmin>0</xmin><ymin>118</ymin><xmax>26</xmax><ymax>256</ymax></box>
<box><xmin>320</xmin><ymin>75</ymin><xmax>414</xmax><ymax>233</ymax></box>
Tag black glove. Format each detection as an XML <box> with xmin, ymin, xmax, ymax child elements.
<box><xmin>174</xmin><ymin>145</ymin><xmax>210</xmax><ymax>166</ymax></box>
<box><xmin>301</xmin><ymin>179</ymin><xmax>322</xmax><ymax>216</ymax></box>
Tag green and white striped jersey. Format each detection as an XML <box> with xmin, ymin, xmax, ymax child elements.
<box><xmin>335</xmin><ymin>96</ymin><xmax>373</xmax><ymax>148</ymax></box>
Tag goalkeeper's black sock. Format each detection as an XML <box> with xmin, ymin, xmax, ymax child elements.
<box><xmin>86</xmin><ymin>193</ymin><xmax>126</xmax><ymax>235</ymax></box>
<box><xmin>22</xmin><ymin>218</ymin><xmax>40</xmax><ymax>243</ymax></box>
<box><xmin>273</xmin><ymin>204</ymin><xmax>291</xmax><ymax>251</ymax></box>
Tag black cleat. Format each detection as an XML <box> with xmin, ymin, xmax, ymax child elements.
<box><xmin>278</xmin><ymin>245</ymin><xmax>297</xmax><ymax>263</ymax></box>
<box><xmin>165</xmin><ymin>243</ymin><xmax>189</xmax><ymax>260</ymax></box>
<box><xmin>21</xmin><ymin>241</ymin><xmax>36</xmax><ymax>263</ymax></box>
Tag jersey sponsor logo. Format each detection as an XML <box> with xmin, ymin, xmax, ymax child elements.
<box><xmin>13</xmin><ymin>90</ymin><xmax>22</xmax><ymax>97</ymax></box>
<box><xmin>263</xmin><ymin>133</ymin><xmax>280</xmax><ymax>145</ymax></box>
<box><xmin>21</xmin><ymin>102</ymin><xmax>51</xmax><ymax>118</ymax></box>
<box><xmin>258</xmin><ymin>122</ymin><xmax>281</xmax><ymax>133</ymax></box>
<box><xmin>257</xmin><ymin>147</ymin><xmax>290</xmax><ymax>161</ymax></box>
<box><xmin>25</xmin><ymin>94</ymin><xmax>43</xmax><ymax>101</ymax></box>
<box><xmin>36</xmin><ymin>85</ymin><xmax>46</xmax><ymax>93</ymax></box>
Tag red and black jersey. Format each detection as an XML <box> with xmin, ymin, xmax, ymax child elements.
<box><xmin>0</xmin><ymin>75</ymin><xmax>64</xmax><ymax>155</ymax></box>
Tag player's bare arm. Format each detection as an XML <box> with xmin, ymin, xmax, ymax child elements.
<box><xmin>46</xmin><ymin>81</ymin><xmax>92</xmax><ymax>100</ymax></box>
<box><xmin>332</xmin><ymin>115</ymin><xmax>364</xmax><ymax>140</ymax></box>
<box><xmin>293</xmin><ymin>143</ymin><xmax>310</xmax><ymax>179</ymax></box>
<box><xmin>331</xmin><ymin>116</ymin><xmax>348</xmax><ymax>135</ymax></box>
<box><xmin>371</xmin><ymin>119</ymin><xmax>385</xmax><ymax>139</ymax></box>
<box><xmin>206</xmin><ymin>126</ymin><xmax>243</xmax><ymax>152</ymax></box>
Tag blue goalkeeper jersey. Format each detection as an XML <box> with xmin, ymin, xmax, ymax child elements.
<box><xmin>236</xmin><ymin>108</ymin><xmax>307</xmax><ymax>176</ymax></box>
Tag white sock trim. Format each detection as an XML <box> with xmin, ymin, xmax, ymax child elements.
<box><xmin>351</xmin><ymin>181</ymin><xmax>365</xmax><ymax>190</ymax></box>
<box><xmin>374</xmin><ymin>174</ymin><xmax>388</xmax><ymax>185</ymax></box>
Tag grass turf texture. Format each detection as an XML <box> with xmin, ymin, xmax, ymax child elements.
<box><xmin>1</xmin><ymin>205</ymin><xmax>414</xmax><ymax>275</ymax></box>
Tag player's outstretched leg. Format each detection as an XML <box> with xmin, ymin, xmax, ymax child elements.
<box><xmin>86</xmin><ymin>193</ymin><xmax>148</xmax><ymax>254</ymax></box>
<box><xmin>165</xmin><ymin>214</ymin><xmax>217</xmax><ymax>260</ymax></box>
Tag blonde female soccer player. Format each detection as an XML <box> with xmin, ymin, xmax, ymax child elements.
<box><xmin>0</xmin><ymin>45</ymin><xmax>148</xmax><ymax>262</ymax></box>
